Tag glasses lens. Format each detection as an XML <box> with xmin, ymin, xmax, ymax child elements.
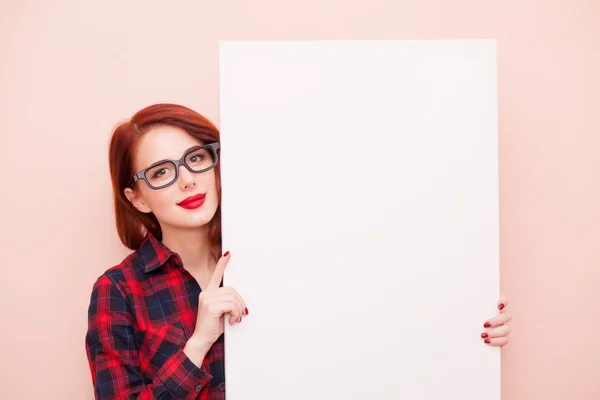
<box><xmin>146</xmin><ymin>161</ymin><xmax>177</xmax><ymax>188</ymax></box>
<box><xmin>186</xmin><ymin>146</ymin><xmax>216</xmax><ymax>172</ymax></box>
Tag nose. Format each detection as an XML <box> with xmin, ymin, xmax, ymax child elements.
<box><xmin>178</xmin><ymin>165</ymin><xmax>196</xmax><ymax>189</ymax></box>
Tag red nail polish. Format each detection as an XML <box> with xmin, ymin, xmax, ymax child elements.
<box><xmin>484</xmin><ymin>322</ymin><xmax>491</xmax><ymax>328</ymax></box>
<box><xmin>481</xmin><ymin>333</ymin><xmax>488</xmax><ymax>338</ymax></box>
<box><xmin>245</xmin><ymin>307</ymin><xmax>249</xmax><ymax>315</ymax></box>
<box><xmin>485</xmin><ymin>339</ymin><xmax>491</xmax><ymax>344</ymax></box>
<box><xmin>224</xmin><ymin>251</ymin><xmax>230</xmax><ymax>257</ymax></box>
<box><xmin>498</xmin><ymin>303</ymin><xmax>505</xmax><ymax>310</ymax></box>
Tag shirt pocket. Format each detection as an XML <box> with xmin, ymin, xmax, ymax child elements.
<box><xmin>138</xmin><ymin>321</ymin><xmax>187</xmax><ymax>375</ymax></box>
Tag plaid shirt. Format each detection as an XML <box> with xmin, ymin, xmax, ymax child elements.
<box><xmin>85</xmin><ymin>232</ymin><xmax>225</xmax><ymax>399</ymax></box>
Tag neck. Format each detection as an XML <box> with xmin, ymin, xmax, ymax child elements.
<box><xmin>160</xmin><ymin>225</ymin><xmax>216</xmax><ymax>275</ymax></box>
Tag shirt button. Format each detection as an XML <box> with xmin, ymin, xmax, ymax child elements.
<box><xmin>194</xmin><ymin>384</ymin><xmax>203</xmax><ymax>392</ymax></box>
<box><xmin>218</xmin><ymin>382</ymin><xmax>226</xmax><ymax>391</ymax></box>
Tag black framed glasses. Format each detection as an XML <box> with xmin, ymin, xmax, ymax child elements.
<box><xmin>130</xmin><ymin>142</ymin><xmax>220</xmax><ymax>190</ymax></box>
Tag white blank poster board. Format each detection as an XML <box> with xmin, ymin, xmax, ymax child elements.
<box><xmin>218</xmin><ymin>40</ymin><xmax>500</xmax><ymax>400</ymax></box>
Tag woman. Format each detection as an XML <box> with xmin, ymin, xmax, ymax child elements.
<box><xmin>85</xmin><ymin>103</ymin><xmax>511</xmax><ymax>399</ymax></box>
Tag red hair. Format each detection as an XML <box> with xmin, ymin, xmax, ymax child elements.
<box><xmin>108</xmin><ymin>103</ymin><xmax>222</xmax><ymax>257</ymax></box>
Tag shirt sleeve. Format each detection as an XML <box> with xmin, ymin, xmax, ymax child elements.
<box><xmin>85</xmin><ymin>274</ymin><xmax>212</xmax><ymax>399</ymax></box>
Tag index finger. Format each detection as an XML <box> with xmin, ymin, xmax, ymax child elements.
<box><xmin>207</xmin><ymin>251</ymin><xmax>230</xmax><ymax>288</ymax></box>
<box><xmin>498</xmin><ymin>294</ymin><xmax>508</xmax><ymax>311</ymax></box>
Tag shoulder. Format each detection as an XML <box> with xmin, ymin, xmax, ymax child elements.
<box><xmin>90</xmin><ymin>249</ymin><xmax>148</xmax><ymax>298</ymax></box>
<box><xmin>89</xmin><ymin>231</ymin><xmax>171</xmax><ymax>302</ymax></box>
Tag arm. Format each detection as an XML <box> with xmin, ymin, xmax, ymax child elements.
<box><xmin>85</xmin><ymin>275</ymin><xmax>212</xmax><ymax>399</ymax></box>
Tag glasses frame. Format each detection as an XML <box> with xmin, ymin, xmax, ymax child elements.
<box><xmin>130</xmin><ymin>142</ymin><xmax>221</xmax><ymax>190</ymax></box>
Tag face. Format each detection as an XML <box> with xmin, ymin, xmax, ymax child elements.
<box><xmin>124</xmin><ymin>125</ymin><xmax>219</xmax><ymax>232</ymax></box>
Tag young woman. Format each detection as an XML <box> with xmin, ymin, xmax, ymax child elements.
<box><xmin>85</xmin><ymin>103</ymin><xmax>511</xmax><ymax>399</ymax></box>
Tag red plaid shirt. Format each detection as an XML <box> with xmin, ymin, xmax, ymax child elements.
<box><xmin>85</xmin><ymin>232</ymin><xmax>225</xmax><ymax>399</ymax></box>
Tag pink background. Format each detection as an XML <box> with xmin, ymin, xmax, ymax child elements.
<box><xmin>1</xmin><ymin>1</ymin><xmax>598</xmax><ymax>399</ymax></box>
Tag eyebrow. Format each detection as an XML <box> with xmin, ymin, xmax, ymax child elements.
<box><xmin>144</xmin><ymin>145</ymin><xmax>204</xmax><ymax>169</ymax></box>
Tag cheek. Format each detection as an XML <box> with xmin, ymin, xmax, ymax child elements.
<box><xmin>201</xmin><ymin>176</ymin><xmax>218</xmax><ymax>200</ymax></box>
<box><xmin>206</xmin><ymin>191</ymin><xmax>219</xmax><ymax>210</ymax></box>
<box><xmin>140</xmin><ymin>186</ymin><xmax>175</xmax><ymax>213</ymax></box>
<box><xmin>201</xmin><ymin>170</ymin><xmax>219</xmax><ymax>194</ymax></box>
<box><xmin>199</xmin><ymin>173</ymin><xmax>220</xmax><ymax>212</ymax></box>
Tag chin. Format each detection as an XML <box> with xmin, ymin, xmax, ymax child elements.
<box><xmin>187</xmin><ymin>215</ymin><xmax>214</xmax><ymax>228</ymax></box>
<box><xmin>166</xmin><ymin>217</ymin><xmax>214</xmax><ymax>231</ymax></box>
<box><xmin>179</xmin><ymin>206</ymin><xmax>218</xmax><ymax>227</ymax></box>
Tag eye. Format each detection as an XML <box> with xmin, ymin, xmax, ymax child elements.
<box><xmin>189</xmin><ymin>153</ymin><xmax>205</xmax><ymax>163</ymax></box>
<box><xmin>152</xmin><ymin>168</ymin><xmax>167</xmax><ymax>178</ymax></box>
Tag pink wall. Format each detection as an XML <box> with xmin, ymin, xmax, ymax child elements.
<box><xmin>1</xmin><ymin>1</ymin><xmax>599</xmax><ymax>399</ymax></box>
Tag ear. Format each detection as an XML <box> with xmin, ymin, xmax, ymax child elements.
<box><xmin>124</xmin><ymin>187</ymin><xmax>152</xmax><ymax>214</ymax></box>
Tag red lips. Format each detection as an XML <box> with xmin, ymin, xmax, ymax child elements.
<box><xmin>177</xmin><ymin>193</ymin><xmax>206</xmax><ymax>209</ymax></box>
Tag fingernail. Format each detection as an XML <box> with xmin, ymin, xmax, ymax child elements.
<box><xmin>484</xmin><ymin>339</ymin><xmax>491</xmax><ymax>344</ymax></box>
<box><xmin>498</xmin><ymin>303</ymin><xmax>505</xmax><ymax>310</ymax></box>
<box><xmin>484</xmin><ymin>322</ymin><xmax>491</xmax><ymax>328</ymax></box>
<box><xmin>481</xmin><ymin>333</ymin><xmax>488</xmax><ymax>338</ymax></box>
<box><xmin>238</xmin><ymin>316</ymin><xmax>242</xmax><ymax>323</ymax></box>
<box><xmin>224</xmin><ymin>251</ymin><xmax>230</xmax><ymax>257</ymax></box>
<box><xmin>245</xmin><ymin>307</ymin><xmax>249</xmax><ymax>315</ymax></box>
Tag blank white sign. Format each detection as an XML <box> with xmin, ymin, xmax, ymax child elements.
<box><xmin>218</xmin><ymin>40</ymin><xmax>500</xmax><ymax>400</ymax></box>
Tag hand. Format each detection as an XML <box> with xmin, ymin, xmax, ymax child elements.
<box><xmin>481</xmin><ymin>294</ymin><xmax>511</xmax><ymax>347</ymax></box>
<box><xmin>184</xmin><ymin>251</ymin><xmax>248</xmax><ymax>362</ymax></box>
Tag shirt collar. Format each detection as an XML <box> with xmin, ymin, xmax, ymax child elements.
<box><xmin>138</xmin><ymin>231</ymin><xmax>178</xmax><ymax>273</ymax></box>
